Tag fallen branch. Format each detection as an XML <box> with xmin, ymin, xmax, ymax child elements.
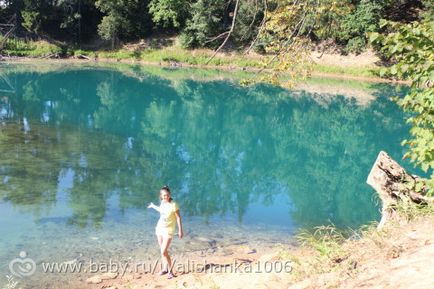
<box><xmin>76</xmin><ymin>54</ymin><xmax>90</xmax><ymax>60</ymax></box>
<box><xmin>205</xmin><ymin>0</ymin><xmax>240</xmax><ymax>65</ymax></box>
<box><xmin>40</xmin><ymin>53</ymin><xmax>59</xmax><ymax>59</ymax></box>
<box><xmin>244</xmin><ymin>0</ymin><xmax>267</xmax><ymax>55</ymax></box>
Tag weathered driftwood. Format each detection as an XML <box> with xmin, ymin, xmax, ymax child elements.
<box><xmin>366</xmin><ymin>151</ymin><xmax>433</xmax><ymax>229</ymax></box>
<box><xmin>76</xmin><ymin>54</ymin><xmax>90</xmax><ymax>60</ymax></box>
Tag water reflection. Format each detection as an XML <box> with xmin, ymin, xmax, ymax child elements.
<box><xmin>0</xmin><ymin>63</ymin><xmax>410</xmax><ymax>232</ymax></box>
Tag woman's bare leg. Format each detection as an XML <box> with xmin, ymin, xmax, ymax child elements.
<box><xmin>160</xmin><ymin>235</ymin><xmax>172</xmax><ymax>273</ymax></box>
<box><xmin>156</xmin><ymin>234</ymin><xmax>166</xmax><ymax>273</ymax></box>
<box><xmin>157</xmin><ymin>234</ymin><xmax>163</xmax><ymax>249</ymax></box>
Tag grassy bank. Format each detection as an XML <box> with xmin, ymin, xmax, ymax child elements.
<box><xmin>313</xmin><ymin>63</ymin><xmax>380</xmax><ymax>78</ymax></box>
<box><xmin>283</xmin><ymin>202</ymin><xmax>434</xmax><ymax>288</ymax></box>
<box><xmin>0</xmin><ymin>37</ymin><xmax>62</xmax><ymax>57</ymax></box>
<box><xmin>75</xmin><ymin>46</ymin><xmax>266</xmax><ymax>69</ymax></box>
<box><xmin>77</xmin><ymin>47</ymin><xmax>382</xmax><ymax>79</ymax></box>
<box><xmin>1</xmin><ymin>38</ymin><xmax>381</xmax><ymax>79</ymax></box>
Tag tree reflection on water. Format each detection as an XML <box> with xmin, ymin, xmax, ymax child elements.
<box><xmin>0</xmin><ymin>64</ymin><xmax>410</xmax><ymax>229</ymax></box>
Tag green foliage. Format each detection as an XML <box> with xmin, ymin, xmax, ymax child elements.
<box><xmin>95</xmin><ymin>0</ymin><xmax>151</xmax><ymax>42</ymax></box>
<box><xmin>264</xmin><ymin>0</ymin><xmax>387</xmax><ymax>54</ymax></box>
<box><xmin>297</xmin><ymin>225</ymin><xmax>347</xmax><ymax>258</ymax></box>
<box><xmin>337</xmin><ymin>0</ymin><xmax>385</xmax><ymax>54</ymax></box>
<box><xmin>309</xmin><ymin>0</ymin><xmax>352</xmax><ymax>41</ymax></box>
<box><xmin>54</xmin><ymin>0</ymin><xmax>89</xmax><ymax>44</ymax></box>
<box><xmin>95</xmin><ymin>0</ymin><xmax>123</xmax><ymax>41</ymax></box>
<box><xmin>179</xmin><ymin>0</ymin><xmax>264</xmax><ymax>49</ymax></box>
<box><xmin>179</xmin><ymin>0</ymin><xmax>226</xmax><ymax>48</ymax></box>
<box><xmin>231</xmin><ymin>0</ymin><xmax>265</xmax><ymax>46</ymax></box>
<box><xmin>344</xmin><ymin>37</ymin><xmax>366</xmax><ymax>54</ymax></box>
<box><xmin>0</xmin><ymin>0</ymin><xmax>429</xmax><ymax>54</ymax></box>
<box><xmin>21</xmin><ymin>10</ymin><xmax>41</xmax><ymax>33</ymax></box>
<box><xmin>395</xmin><ymin>202</ymin><xmax>434</xmax><ymax>220</ymax></box>
<box><xmin>97</xmin><ymin>14</ymin><xmax>119</xmax><ymax>41</ymax></box>
<box><xmin>371</xmin><ymin>17</ymin><xmax>434</xmax><ymax>193</ymax></box>
<box><xmin>19</xmin><ymin>0</ymin><xmax>47</xmax><ymax>33</ymax></box>
<box><xmin>1</xmin><ymin>38</ymin><xmax>62</xmax><ymax>57</ymax></box>
<box><xmin>148</xmin><ymin>0</ymin><xmax>189</xmax><ymax>29</ymax></box>
<box><xmin>260</xmin><ymin>0</ymin><xmax>323</xmax><ymax>87</ymax></box>
<box><xmin>57</xmin><ymin>1</ymin><xmax>80</xmax><ymax>30</ymax></box>
<box><xmin>138</xmin><ymin>46</ymin><xmax>264</xmax><ymax>67</ymax></box>
<box><xmin>98</xmin><ymin>49</ymin><xmax>138</xmax><ymax>59</ymax></box>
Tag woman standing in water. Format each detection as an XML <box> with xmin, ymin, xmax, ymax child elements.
<box><xmin>148</xmin><ymin>185</ymin><xmax>183</xmax><ymax>279</ymax></box>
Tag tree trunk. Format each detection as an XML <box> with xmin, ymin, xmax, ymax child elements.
<box><xmin>366</xmin><ymin>151</ymin><xmax>433</xmax><ymax>229</ymax></box>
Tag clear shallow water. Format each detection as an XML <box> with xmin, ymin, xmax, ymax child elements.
<box><xmin>0</xmin><ymin>62</ymin><xmax>412</xmax><ymax>286</ymax></box>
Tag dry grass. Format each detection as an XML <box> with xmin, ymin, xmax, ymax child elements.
<box><xmin>286</xmin><ymin>203</ymin><xmax>434</xmax><ymax>288</ymax></box>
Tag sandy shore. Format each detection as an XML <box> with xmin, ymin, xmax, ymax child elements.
<box><xmin>70</xmin><ymin>214</ymin><xmax>434</xmax><ymax>289</ymax></box>
<box><xmin>77</xmin><ymin>242</ymin><xmax>294</xmax><ymax>289</ymax></box>
<box><xmin>11</xmin><ymin>213</ymin><xmax>428</xmax><ymax>289</ymax></box>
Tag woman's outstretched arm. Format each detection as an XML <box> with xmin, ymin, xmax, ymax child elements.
<box><xmin>147</xmin><ymin>202</ymin><xmax>161</xmax><ymax>212</ymax></box>
<box><xmin>175</xmin><ymin>210</ymin><xmax>183</xmax><ymax>239</ymax></box>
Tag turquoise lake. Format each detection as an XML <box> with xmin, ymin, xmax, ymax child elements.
<box><xmin>0</xmin><ymin>62</ymin><xmax>413</xmax><ymax>286</ymax></box>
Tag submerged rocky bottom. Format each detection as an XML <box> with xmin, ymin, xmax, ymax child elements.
<box><xmin>1</xmin><ymin>214</ymin><xmax>294</xmax><ymax>288</ymax></box>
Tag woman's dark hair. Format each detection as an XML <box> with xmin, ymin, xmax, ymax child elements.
<box><xmin>160</xmin><ymin>185</ymin><xmax>173</xmax><ymax>202</ymax></box>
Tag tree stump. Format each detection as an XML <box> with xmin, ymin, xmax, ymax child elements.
<box><xmin>366</xmin><ymin>151</ymin><xmax>433</xmax><ymax>229</ymax></box>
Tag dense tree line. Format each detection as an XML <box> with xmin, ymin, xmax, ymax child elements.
<box><xmin>0</xmin><ymin>0</ymin><xmax>430</xmax><ymax>53</ymax></box>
